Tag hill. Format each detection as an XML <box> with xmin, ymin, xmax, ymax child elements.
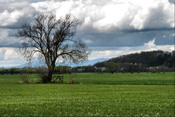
<box><xmin>94</xmin><ymin>50</ymin><xmax>175</xmax><ymax>69</ymax></box>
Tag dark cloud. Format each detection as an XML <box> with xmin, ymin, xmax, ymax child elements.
<box><xmin>0</xmin><ymin>29</ymin><xmax>20</xmax><ymax>47</ymax></box>
<box><xmin>169</xmin><ymin>0</ymin><xmax>174</xmax><ymax>4</ymax></box>
<box><xmin>0</xmin><ymin>0</ymin><xmax>39</xmax><ymax>48</ymax></box>
<box><xmin>77</xmin><ymin>29</ymin><xmax>174</xmax><ymax>48</ymax></box>
<box><xmin>143</xmin><ymin>3</ymin><xmax>173</xmax><ymax>29</ymax></box>
<box><xmin>0</xmin><ymin>1</ymin><xmax>38</xmax><ymax>28</ymax></box>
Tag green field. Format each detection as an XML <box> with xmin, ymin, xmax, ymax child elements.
<box><xmin>0</xmin><ymin>72</ymin><xmax>174</xmax><ymax>85</ymax></box>
<box><xmin>0</xmin><ymin>73</ymin><xmax>174</xmax><ymax>116</ymax></box>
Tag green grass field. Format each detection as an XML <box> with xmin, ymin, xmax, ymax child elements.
<box><xmin>0</xmin><ymin>72</ymin><xmax>174</xmax><ymax>85</ymax></box>
<box><xmin>0</xmin><ymin>73</ymin><xmax>174</xmax><ymax>116</ymax></box>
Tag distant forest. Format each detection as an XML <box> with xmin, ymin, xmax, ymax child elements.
<box><xmin>95</xmin><ymin>50</ymin><xmax>175</xmax><ymax>68</ymax></box>
<box><xmin>92</xmin><ymin>50</ymin><xmax>175</xmax><ymax>73</ymax></box>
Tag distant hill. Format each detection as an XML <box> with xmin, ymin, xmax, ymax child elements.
<box><xmin>94</xmin><ymin>50</ymin><xmax>175</xmax><ymax>68</ymax></box>
<box><xmin>12</xmin><ymin>58</ymin><xmax>109</xmax><ymax>68</ymax></box>
<box><xmin>67</xmin><ymin>58</ymin><xmax>109</xmax><ymax>67</ymax></box>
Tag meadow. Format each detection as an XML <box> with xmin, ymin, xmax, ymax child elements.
<box><xmin>0</xmin><ymin>73</ymin><xmax>174</xmax><ymax>116</ymax></box>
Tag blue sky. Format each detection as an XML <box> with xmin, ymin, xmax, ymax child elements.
<box><xmin>0</xmin><ymin>0</ymin><xmax>174</xmax><ymax>67</ymax></box>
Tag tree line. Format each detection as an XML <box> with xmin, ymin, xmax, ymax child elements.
<box><xmin>1</xmin><ymin>50</ymin><xmax>174</xmax><ymax>75</ymax></box>
<box><xmin>0</xmin><ymin>66</ymin><xmax>72</xmax><ymax>75</ymax></box>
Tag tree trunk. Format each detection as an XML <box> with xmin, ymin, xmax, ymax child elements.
<box><xmin>47</xmin><ymin>70</ymin><xmax>53</xmax><ymax>83</ymax></box>
<box><xmin>46</xmin><ymin>63</ymin><xmax>55</xmax><ymax>83</ymax></box>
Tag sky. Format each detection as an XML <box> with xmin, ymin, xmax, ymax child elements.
<box><xmin>0</xmin><ymin>0</ymin><xmax>174</xmax><ymax>67</ymax></box>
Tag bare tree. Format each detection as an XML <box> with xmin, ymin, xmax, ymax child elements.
<box><xmin>18</xmin><ymin>14</ymin><xmax>90</xmax><ymax>83</ymax></box>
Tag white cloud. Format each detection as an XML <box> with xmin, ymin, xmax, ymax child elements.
<box><xmin>4</xmin><ymin>49</ymin><xmax>18</xmax><ymax>60</ymax></box>
<box><xmin>89</xmin><ymin>50</ymin><xmax>124</xmax><ymax>60</ymax></box>
<box><xmin>170</xmin><ymin>33</ymin><xmax>175</xmax><ymax>37</ymax></box>
<box><xmin>163</xmin><ymin>35</ymin><xmax>166</xmax><ymax>38</ymax></box>
<box><xmin>85</xmin><ymin>39</ymin><xmax>93</xmax><ymax>44</ymax></box>
<box><xmin>0</xmin><ymin>10</ymin><xmax>23</xmax><ymax>26</ymax></box>
<box><xmin>0</xmin><ymin>48</ymin><xmax>25</xmax><ymax>67</ymax></box>
<box><xmin>144</xmin><ymin>38</ymin><xmax>156</xmax><ymax>47</ymax></box>
<box><xmin>0</xmin><ymin>0</ymin><xmax>173</xmax><ymax>31</ymax></box>
<box><xmin>31</xmin><ymin>0</ymin><xmax>174</xmax><ymax>33</ymax></box>
<box><xmin>0</xmin><ymin>1</ymin><xmax>37</xmax><ymax>27</ymax></box>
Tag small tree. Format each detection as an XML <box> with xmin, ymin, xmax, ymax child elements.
<box><xmin>0</xmin><ymin>68</ymin><xmax>6</xmax><ymax>75</ymax></box>
<box><xmin>9</xmin><ymin>68</ymin><xmax>16</xmax><ymax>75</ymax></box>
<box><xmin>18</xmin><ymin>14</ymin><xmax>90</xmax><ymax>83</ymax></box>
<box><xmin>105</xmin><ymin>62</ymin><xmax>119</xmax><ymax>74</ymax></box>
<box><xmin>55</xmin><ymin>65</ymin><xmax>71</xmax><ymax>74</ymax></box>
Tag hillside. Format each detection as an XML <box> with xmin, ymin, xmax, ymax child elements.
<box><xmin>94</xmin><ymin>50</ymin><xmax>175</xmax><ymax>68</ymax></box>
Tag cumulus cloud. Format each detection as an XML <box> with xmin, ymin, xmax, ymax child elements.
<box><xmin>0</xmin><ymin>48</ymin><xmax>25</xmax><ymax>67</ymax></box>
<box><xmin>30</xmin><ymin>0</ymin><xmax>174</xmax><ymax>48</ymax></box>
<box><xmin>0</xmin><ymin>1</ymin><xmax>37</xmax><ymax>28</ymax></box>
<box><xmin>0</xmin><ymin>0</ymin><xmax>174</xmax><ymax>67</ymax></box>
<box><xmin>0</xmin><ymin>0</ymin><xmax>174</xmax><ymax>47</ymax></box>
<box><xmin>0</xmin><ymin>0</ymin><xmax>38</xmax><ymax>48</ymax></box>
<box><xmin>0</xmin><ymin>0</ymin><xmax>174</xmax><ymax>31</ymax></box>
<box><xmin>31</xmin><ymin>0</ymin><xmax>174</xmax><ymax>33</ymax></box>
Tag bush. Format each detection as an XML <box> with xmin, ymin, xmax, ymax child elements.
<box><xmin>0</xmin><ymin>68</ymin><xmax>6</xmax><ymax>75</ymax></box>
<box><xmin>55</xmin><ymin>66</ymin><xmax>72</xmax><ymax>74</ymax></box>
<box><xmin>9</xmin><ymin>68</ymin><xmax>17</xmax><ymax>75</ymax></box>
<box><xmin>37</xmin><ymin>66</ymin><xmax>49</xmax><ymax>83</ymax></box>
<box><xmin>20</xmin><ymin>74</ymin><xmax>29</xmax><ymax>84</ymax></box>
<box><xmin>20</xmin><ymin>68</ymin><xmax>29</xmax><ymax>84</ymax></box>
<box><xmin>70</xmin><ymin>73</ymin><xmax>77</xmax><ymax>84</ymax></box>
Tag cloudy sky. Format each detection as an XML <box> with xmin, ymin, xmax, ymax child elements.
<box><xmin>0</xmin><ymin>0</ymin><xmax>174</xmax><ymax>67</ymax></box>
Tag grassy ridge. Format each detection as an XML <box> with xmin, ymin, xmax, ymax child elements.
<box><xmin>0</xmin><ymin>84</ymin><xmax>174</xmax><ymax>116</ymax></box>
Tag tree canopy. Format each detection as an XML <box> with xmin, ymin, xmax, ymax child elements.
<box><xmin>105</xmin><ymin>62</ymin><xmax>119</xmax><ymax>74</ymax></box>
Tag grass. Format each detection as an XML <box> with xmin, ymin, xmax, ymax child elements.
<box><xmin>0</xmin><ymin>73</ymin><xmax>174</xmax><ymax>116</ymax></box>
<box><xmin>0</xmin><ymin>74</ymin><xmax>38</xmax><ymax>84</ymax></box>
<box><xmin>0</xmin><ymin>84</ymin><xmax>174</xmax><ymax>116</ymax></box>
<box><xmin>0</xmin><ymin>72</ymin><xmax>174</xmax><ymax>85</ymax></box>
<box><xmin>64</xmin><ymin>72</ymin><xmax>175</xmax><ymax>85</ymax></box>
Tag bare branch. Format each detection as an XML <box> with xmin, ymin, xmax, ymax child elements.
<box><xmin>17</xmin><ymin>13</ymin><xmax>90</xmax><ymax>83</ymax></box>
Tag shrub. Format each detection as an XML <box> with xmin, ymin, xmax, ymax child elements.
<box><xmin>36</xmin><ymin>66</ymin><xmax>49</xmax><ymax>83</ymax></box>
<box><xmin>20</xmin><ymin>69</ymin><xmax>29</xmax><ymax>84</ymax></box>
<box><xmin>70</xmin><ymin>73</ymin><xmax>77</xmax><ymax>84</ymax></box>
